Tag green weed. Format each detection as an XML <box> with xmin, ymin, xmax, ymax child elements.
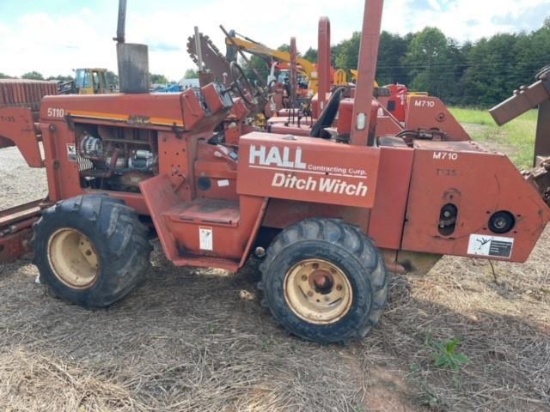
<box><xmin>430</xmin><ymin>337</ymin><xmax>470</xmax><ymax>371</ymax></box>
<box><xmin>207</xmin><ymin>323</ymin><xmax>218</xmax><ymax>334</ymax></box>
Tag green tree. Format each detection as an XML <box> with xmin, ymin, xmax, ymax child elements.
<box><xmin>105</xmin><ymin>70</ymin><xmax>118</xmax><ymax>89</ymax></box>
<box><xmin>46</xmin><ymin>74</ymin><xmax>73</xmax><ymax>82</ymax></box>
<box><xmin>376</xmin><ymin>31</ymin><xmax>412</xmax><ymax>85</ymax></box>
<box><xmin>462</xmin><ymin>33</ymin><xmax>520</xmax><ymax>106</ymax></box>
<box><xmin>242</xmin><ymin>55</ymin><xmax>270</xmax><ymax>86</ymax></box>
<box><xmin>334</xmin><ymin>32</ymin><xmax>361</xmax><ymax>70</ymax></box>
<box><xmin>184</xmin><ymin>69</ymin><xmax>198</xmax><ymax>79</ymax></box>
<box><xmin>0</xmin><ymin>72</ymin><xmax>13</xmax><ymax>79</ymax></box>
<box><xmin>21</xmin><ymin>71</ymin><xmax>44</xmax><ymax>80</ymax></box>
<box><xmin>277</xmin><ymin>44</ymin><xmax>291</xmax><ymax>53</ymax></box>
<box><xmin>513</xmin><ymin>26</ymin><xmax>550</xmax><ymax>84</ymax></box>
<box><xmin>403</xmin><ymin>27</ymin><xmax>461</xmax><ymax>99</ymax></box>
<box><xmin>149</xmin><ymin>73</ymin><xmax>168</xmax><ymax>84</ymax></box>
<box><xmin>303</xmin><ymin>47</ymin><xmax>317</xmax><ymax>63</ymax></box>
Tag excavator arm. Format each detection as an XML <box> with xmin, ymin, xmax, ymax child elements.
<box><xmin>224</xmin><ymin>31</ymin><xmax>319</xmax><ymax>93</ymax></box>
<box><xmin>224</xmin><ymin>36</ymin><xmax>317</xmax><ymax>78</ymax></box>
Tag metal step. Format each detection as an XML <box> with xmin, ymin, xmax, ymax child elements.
<box><xmin>164</xmin><ymin>198</ymin><xmax>240</xmax><ymax>227</ymax></box>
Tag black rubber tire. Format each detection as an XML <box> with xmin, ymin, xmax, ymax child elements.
<box><xmin>33</xmin><ymin>195</ymin><xmax>152</xmax><ymax>308</ymax></box>
<box><xmin>259</xmin><ymin>218</ymin><xmax>388</xmax><ymax>343</ymax></box>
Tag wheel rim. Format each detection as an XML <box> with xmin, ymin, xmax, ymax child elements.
<box><xmin>47</xmin><ymin>228</ymin><xmax>100</xmax><ymax>288</ymax></box>
<box><xmin>284</xmin><ymin>258</ymin><xmax>353</xmax><ymax>325</ymax></box>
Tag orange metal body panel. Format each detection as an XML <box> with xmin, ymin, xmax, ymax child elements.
<box><xmin>194</xmin><ymin>140</ymin><xmax>238</xmax><ymax>201</ymax></box>
<box><xmin>375</xmin><ymin>106</ymin><xmax>404</xmax><ymax>137</ymax></box>
<box><xmin>267</xmin><ymin>122</ymin><xmax>313</xmax><ymax>136</ymax></box>
<box><xmin>263</xmin><ymin>199</ymin><xmax>370</xmax><ymax>233</ymax></box>
<box><xmin>0</xmin><ymin>107</ymin><xmax>42</xmax><ymax>166</ymax></box>
<box><xmin>336</xmin><ymin>98</ymin><xmax>380</xmax><ymax>137</ymax></box>
<box><xmin>349</xmin><ymin>0</ymin><xmax>383</xmax><ymax>147</ymax></box>
<box><xmin>237</xmin><ymin>132</ymin><xmax>380</xmax><ymax>208</ymax></box>
<box><xmin>157</xmin><ymin>130</ymin><xmax>194</xmax><ymax>202</ymax></box>
<box><xmin>367</xmin><ymin>146</ymin><xmax>414</xmax><ymax>249</ymax></box>
<box><xmin>36</xmin><ymin>91</ymin><xmax>227</xmax><ymax>205</ymax></box>
<box><xmin>402</xmin><ymin>141</ymin><xmax>550</xmax><ymax>262</ymax></box>
<box><xmin>42</xmin><ymin>93</ymin><xmax>184</xmax><ymax>128</ymax></box>
<box><xmin>140</xmin><ymin>174</ymin><xmax>180</xmax><ymax>261</ymax></box>
<box><xmin>140</xmin><ymin>174</ymin><xmax>265</xmax><ymax>271</ymax></box>
<box><xmin>376</xmin><ymin>84</ymin><xmax>408</xmax><ymax>122</ymax></box>
<box><xmin>38</xmin><ymin>119</ymin><xmax>82</xmax><ymax>203</ymax></box>
<box><xmin>317</xmin><ymin>17</ymin><xmax>331</xmax><ymax>112</ymax></box>
<box><xmin>405</xmin><ymin>96</ymin><xmax>471</xmax><ymax>141</ymax></box>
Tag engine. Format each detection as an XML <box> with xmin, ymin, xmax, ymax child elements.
<box><xmin>76</xmin><ymin>125</ymin><xmax>158</xmax><ymax>193</ymax></box>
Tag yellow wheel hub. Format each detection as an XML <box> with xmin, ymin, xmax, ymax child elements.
<box><xmin>284</xmin><ymin>259</ymin><xmax>353</xmax><ymax>325</ymax></box>
<box><xmin>47</xmin><ymin>228</ymin><xmax>100</xmax><ymax>288</ymax></box>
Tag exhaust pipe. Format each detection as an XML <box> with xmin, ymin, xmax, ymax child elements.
<box><xmin>114</xmin><ymin>0</ymin><xmax>149</xmax><ymax>94</ymax></box>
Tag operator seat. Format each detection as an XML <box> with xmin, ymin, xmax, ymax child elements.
<box><xmin>310</xmin><ymin>87</ymin><xmax>345</xmax><ymax>139</ymax></box>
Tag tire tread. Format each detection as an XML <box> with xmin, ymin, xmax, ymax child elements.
<box><xmin>33</xmin><ymin>195</ymin><xmax>152</xmax><ymax>308</ymax></box>
<box><xmin>259</xmin><ymin>218</ymin><xmax>388</xmax><ymax>343</ymax></box>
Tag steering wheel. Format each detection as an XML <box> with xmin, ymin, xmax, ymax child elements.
<box><xmin>230</xmin><ymin>61</ymin><xmax>256</xmax><ymax>106</ymax></box>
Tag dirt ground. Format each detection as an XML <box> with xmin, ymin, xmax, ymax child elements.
<box><xmin>1</xmin><ymin>142</ymin><xmax>549</xmax><ymax>412</ymax></box>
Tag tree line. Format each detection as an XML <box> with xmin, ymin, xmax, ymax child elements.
<box><xmin>0</xmin><ymin>71</ymin><xmax>172</xmax><ymax>87</ymax></box>
<box><xmin>245</xmin><ymin>19</ymin><xmax>550</xmax><ymax>108</ymax></box>
<box><xmin>3</xmin><ymin>19</ymin><xmax>548</xmax><ymax>108</ymax></box>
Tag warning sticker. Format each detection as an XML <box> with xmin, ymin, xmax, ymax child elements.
<box><xmin>67</xmin><ymin>143</ymin><xmax>77</xmax><ymax>162</ymax></box>
<box><xmin>199</xmin><ymin>227</ymin><xmax>213</xmax><ymax>251</ymax></box>
<box><xmin>467</xmin><ymin>234</ymin><xmax>514</xmax><ymax>258</ymax></box>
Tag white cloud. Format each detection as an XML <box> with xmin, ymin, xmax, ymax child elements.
<box><xmin>0</xmin><ymin>10</ymin><xmax>114</xmax><ymax>77</ymax></box>
<box><xmin>428</xmin><ymin>0</ymin><xmax>442</xmax><ymax>11</ymax></box>
<box><xmin>382</xmin><ymin>0</ymin><xmax>550</xmax><ymax>41</ymax></box>
<box><xmin>0</xmin><ymin>0</ymin><xmax>548</xmax><ymax>80</ymax></box>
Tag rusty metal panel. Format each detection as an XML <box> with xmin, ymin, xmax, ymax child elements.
<box><xmin>368</xmin><ymin>146</ymin><xmax>414</xmax><ymax>249</ymax></box>
<box><xmin>490</xmin><ymin>80</ymin><xmax>549</xmax><ymax>126</ymax></box>
<box><xmin>402</xmin><ymin>141</ymin><xmax>550</xmax><ymax>263</ymax></box>
<box><xmin>0</xmin><ymin>79</ymin><xmax>57</xmax><ymax>119</ymax></box>
<box><xmin>0</xmin><ymin>200</ymin><xmax>43</xmax><ymax>263</ymax></box>
<box><xmin>405</xmin><ymin>96</ymin><xmax>471</xmax><ymax>141</ymax></box>
<box><xmin>0</xmin><ymin>107</ymin><xmax>42</xmax><ymax>166</ymax></box>
<box><xmin>349</xmin><ymin>0</ymin><xmax>383</xmax><ymax>146</ymax></box>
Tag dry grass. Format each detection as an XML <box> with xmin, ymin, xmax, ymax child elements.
<box><xmin>0</xmin><ymin>251</ymin><xmax>407</xmax><ymax>412</ymax></box>
<box><xmin>1</xmin><ymin>141</ymin><xmax>550</xmax><ymax>411</ymax></box>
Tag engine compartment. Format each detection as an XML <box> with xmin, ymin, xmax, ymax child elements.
<box><xmin>75</xmin><ymin>124</ymin><xmax>158</xmax><ymax>193</ymax></box>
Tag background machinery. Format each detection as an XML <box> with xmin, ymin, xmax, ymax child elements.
<box><xmin>58</xmin><ymin>68</ymin><xmax>113</xmax><ymax>95</ymax></box>
<box><xmin>1</xmin><ymin>0</ymin><xmax>550</xmax><ymax>344</ymax></box>
<box><xmin>0</xmin><ymin>79</ymin><xmax>58</xmax><ymax>148</ymax></box>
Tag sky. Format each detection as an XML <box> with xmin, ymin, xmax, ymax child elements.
<box><xmin>0</xmin><ymin>0</ymin><xmax>548</xmax><ymax>81</ymax></box>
